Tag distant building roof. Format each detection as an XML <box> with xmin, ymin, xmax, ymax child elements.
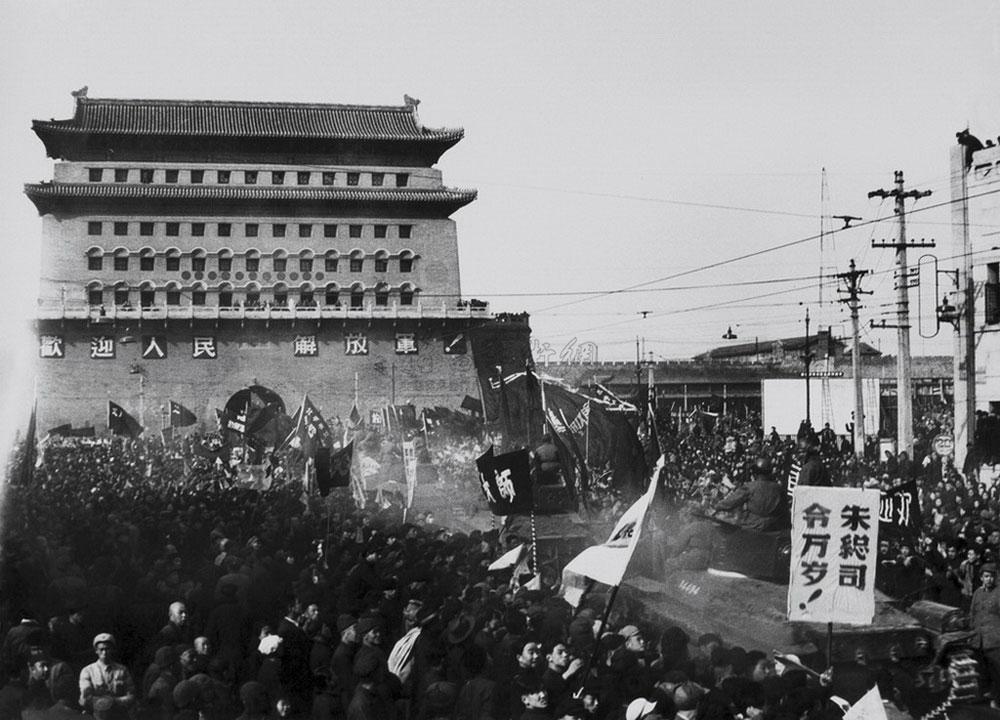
<box><xmin>696</xmin><ymin>332</ymin><xmax>880</xmax><ymax>361</ymax></box>
<box><xmin>33</xmin><ymin>96</ymin><xmax>464</xmax><ymax>143</ymax></box>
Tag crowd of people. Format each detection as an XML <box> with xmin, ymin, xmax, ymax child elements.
<box><xmin>1</xmin><ymin>400</ymin><xmax>999</xmax><ymax>719</ymax></box>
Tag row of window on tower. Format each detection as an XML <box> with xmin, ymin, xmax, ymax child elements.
<box><xmin>86</xmin><ymin>249</ymin><xmax>414</xmax><ymax>274</ymax></box>
<box><xmin>87</xmin><ymin>167</ymin><xmax>410</xmax><ymax>187</ymax></box>
<box><xmin>89</xmin><ymin>284</ymin><xmax>417</xmax><ymax>309</ymax></box>
<box><xmin>86</xmin><ymin>221</ymin><xmax>413</xmax><ymax>239</ymax></box>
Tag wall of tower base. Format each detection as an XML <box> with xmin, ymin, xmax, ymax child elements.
<box><xmin>35</xmin><ymin>318</ymin><xmax>482</xmax><ymax>434</ymax></box>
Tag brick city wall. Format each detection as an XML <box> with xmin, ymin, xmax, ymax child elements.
<box><xmin>35</xmin><ymin>318</ymin><xmax>481</xmax><ymax>433</ymax></box>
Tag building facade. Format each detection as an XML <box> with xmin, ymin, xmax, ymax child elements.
<box><xmin>27</xmin><ymin>92</ymin><xmax>490</xmax><ymax>431</ymax></box>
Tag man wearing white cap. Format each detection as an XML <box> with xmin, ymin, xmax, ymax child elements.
<box><xmin>79</xmin><ymin>633</ymin><xmax>135</xmax><ymax>719</ymax></box>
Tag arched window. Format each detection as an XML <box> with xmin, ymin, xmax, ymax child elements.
<box><xmin>217</xmin><ymin>248</ymin><xmax>233</xmax><ymax>273</ymax></box>
<box><xmin>113</xmin><ymin>281</ymin><xmax>131</xmax><ymax>308</ymax></box>
<box><xmin>374</xmin><ymin>249</ymin><xmax>389</xmax><ymax>273</ymax></box>
<box><xmin>245</xmin><ymin>249</ymin><xmax>261</xmax><ymax>273</ymax></box>
<box><xmin>272</xmin><ymin>282</ymin><xmax>289</xmax><ymax>307</ymax></box>
<box><xmin>191</xmin><ymin>248</ymin><xmax>207</xmax><ymax>272</ymax></box>
<box><xmin>349</xmin><ymin>249</ymin><xmax>364</xmax><ymax>273</ymax></box>
<box><xmin>324</xmin><ymin>283</ymin><xmax>340</xmax><ymax>307</ymax></box>
<box><xmin>218</xmin><ymin>282</ymin><xmax>234</xmax><ymax>308</ymax></box>
<box><xmin>113</xmin><ymin>247</ymin><xmax>129</xmax><ymax>272</ymax></box>
<box><xmin>165</xmin><ymin>281</ymin><xmax>182</xmax><ymax>306</ymax></box>
<box><xmin>139</xmin><ymin>247</ymin><xmax>155</xmax><ymax>272</ymax></box>
<box><xmin>272</xmin><ymin>250</ymin><xmax>288</xmax><ymax>273</ymax></box>
<box><xmin>87</xmin><ymin>247</ymin><xmax>104</xmax><ymax>271</ymax></box>
<box><xmin>374</xmin><ymin>282</ymin><xmax>390</xmax><ymax>307</ymax></box>
<box><xmin>245</xmin><ymin>282</ymin><xmax>261</xmax><ymax>308</ymax></box>
<box><xmin>299</xmin><ymin>249</ymin><xmax>314</xmax><ymax>273</ymax></box>
<box><xmin>399</xmin><ymin>282</ymin><xmax>416</xmax><ymax>306</ymax></box>
<box><xmin>399</xmin><ymin>250</ymin><xmax>415</xmax><ymax>274</ymax></box>
<box><xmin>298</xmin><ymin>282</ymin><xmax>315</xmax><ymax>307</ymax></box>
<box><xmin>324</xmin><ymin>250</ymin><xmax>339</xmax><ymax>272</ymax></box>
<box><xmin>86</xmin><ymin>281</ymin><xmax>104</xmax><ymax>306</ymax></box>
<box><xmin>190</xmin><ymin>281</ymin><xmax>207</xmax><ymax>306</ymax></box>
<box><xmin>139</xmin><ymin>281</ymin><xmax>156</xmax><ymax>308</ymax></box>
<box><xmin>165</xmin><ymin>247</ymin><xmax>181</xmax><ymax>272</ymax></box>
<box><xmin>350</xmin><ymin>282</ymin><xmax>365</xmax><ymax>309</ymax></box>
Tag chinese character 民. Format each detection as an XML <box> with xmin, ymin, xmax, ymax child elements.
<box><xmin>395</xmin><ymin>334</ymin><xmax>417</xmax><ymax>354</ymax></box>
<box><xmin>839</xmin><ymin>534</ymin><xmax>871</xmax><ymax>561</ymax></box>
<box><xmin>345</xmin><ymin>333</ymin><xmax>369</xmax><ymax>355</ymax></box>
<box><xmin>802</xmin><ymin>503</ymin><xmax>831</xmax><ymax>529</ymax></box>
<box><xmin>841</xmin><ymin>504</ymin><xmax>871</xmax><ymax>532</ymax></box>
<box><xmin>800</xmin><ymin>561</ymin><xmax>829</xmax><ymax>586</ymax></box>
<box><xmin>801</xmin><ymin>533</ymin><xmax>831</xmax><ymax>558</ymax></box>
<box><xmin>294</xmin><ymin>335</ymin><xmax>318</xmax><ymax>357</ymax></box>
<box><xmin>838</xmin><ymin>564</ymin><xmax>868</xmax><ymax>590</ymax></box>
<box><xmin>90</xmin><ymin>336</ymin><xmax>115</xmax><ymax>359</ymax></box>
<box><xmin>39</xmin><ymin>335</ymin><xmax>64</xmax><ymax>358</ymax></box>
<box><xmin>494</xmin><ymin>468</ymin><xmax>516</xmax><ymax>502</ymax></box>
<box><xmin>192</xmin><ymin>337</ymin><xmax>217</xmax><ymax>359</ymax></box>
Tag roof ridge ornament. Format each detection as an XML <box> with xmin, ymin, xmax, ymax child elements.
<box><xmin>404</xmin><ymin>94</ymin><xmax>422</xmax><ymax>131</ymax></box>
<box><xmin>71</xmin><ymin>86</ymin><xmax>88</xmax><ymax>98</ymax></box>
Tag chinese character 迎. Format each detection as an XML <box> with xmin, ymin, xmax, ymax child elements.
<box><xmin>839</xmin><ymin>534</ymin><xmax>871</xmax><ymax>561</ymax></box>
<box><xmin>800</xmin><ymin>561</ymin><xmax>829</xmax><ymax>586</ymax></box>
<box><xmin>39</xmin><ymin>335</ymin><xmax>64</xmax><ymax>358</ymax></box>
<box><xmin>802</xmin><ymin>503</ymin><xmax>831</xmax><ymax>529</ymax></box>
<box><xmin>838</xmin><ymin>564</ymin><xmax>868</xmax><ymax>590</ymax></box>
<box><xmin>494</xmin><ymin>468</ymin><xmax>516</xmax><ymax>502</ymax></box>
<box><xmin>294</xmin><ymin>335</ymin><xmax>318</xmax><ymax>356</ymax></box>
<box><xmin>801</xmin><ymin>533</ymin><xmax>831</xmax><ymax>558</ymax></box>
<box><xmin>90</xmin><ymin>336</ymin><xmax>115</xmax><ymax>359</ymax></box>
<box><xmin>841</xmin><ymin>504</ymin><xmax>872</xmax><ymax>532</ymax></box>
<box><xmin>192</xmin><ymin>337</ymin><xmax>217</xmax><ymax>359</ymax></box>
<box><xmin>345</xmin><ymin>333</ymin><xmax>369</xmax><ymax>355</ymax></box>
<box><xmin>395</xmin><ymin>333</ymin><xmax>418</xmax><ymax>355</ymax></box>
<box><xmin>878</xmin><ymin>496</ymin><xmax>895</xmax><ymax>523</ymax></box>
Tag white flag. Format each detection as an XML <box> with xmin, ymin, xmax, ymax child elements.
<box><xmin>489</xmin><ymin>543</ymin><xmax>526</xmax><ymax>571</ymax></box>
<box><xmin>842</xmin><ymin>686</ymin><xmax>887</xmax><ymax>720</ymax></box>
<box><xmin>561</xmin><ymin>458</ymin><xmax>662</xmax><ymax>594</ymax></box>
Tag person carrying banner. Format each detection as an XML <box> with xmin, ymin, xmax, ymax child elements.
<box><xmin>713</xmin><ymin>456</ymin><xmax>787</xmax><ymax>531</ymax></box>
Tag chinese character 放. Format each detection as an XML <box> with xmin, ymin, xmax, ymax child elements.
<box><xmin>294</xmin><ymin>335</ymin><xmax>318</xmax><ymax>357</ymax></box>
<box><xmin>345</xmin><ymin>333</ymin><xmax>369</xmax><ymax>355</ymax></box>
<box><xmin>192</xmin><ymin>337</ymin><xmax>217</xmax><ymax>359</ymax></box>
<box><xmin>90</xmin><ymin>336</ymin><xmax>115</xmax><ymax>359</ymax></box>
<box><xmin>39</xmin><ymin>335</ymin><xmax>64</xmax><ymax>358</ymax></box>
<box><xmin>841</xmin><ymin>504</ymin><xmax>871</xmax><ymax>532</ymax></box>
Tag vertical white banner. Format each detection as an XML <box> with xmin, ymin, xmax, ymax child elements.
<box><xmin>402</xmin><ymin>439</ymin><xmax>418</xmax><ymax>508</ymax></box>
<box><xmin>788</xmin><ymin>487</ymin><xmax>880</xmax><ymax>624</ymax></box>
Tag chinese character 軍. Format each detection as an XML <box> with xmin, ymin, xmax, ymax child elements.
<box><xmin>90</xmin><ymin>336</ymin><xmax>115</xmax><ymax>359</ymax></box>
<box><xmin>802</xmin><ymin>503</ymin><xmax>831</xmax><ymax>529</ymax></box>
<box><xmin>800</xmin><ymin>561</ymin><xmax>829</xmax><ymax>586</ymax></box>
<box><xmin>192</xmin><ymin>337</ymin><xmax>217</xmax><ymax>359</ymax></box>
<box><xmin>801</xmin><ymin>533</ymin><xmax>831</xmax><ymax>558</ymax></box>
<box><xmin>838</xmin><ymin>564</ymin><xmax>868</xmax><ymax>590</ymax></box>
<box><xmin>294</xmin><ymin>335</ymin><xmax>318</xmax><ymax>356</ymax></box>
<box><xmin>395</xmin><ymin>334</ymin><xmax>418</xmax><ymax>354</ymax></box>
<box><xmin>345</xmin><ymin>333</ymin><xmax>369</xmax><ymax>355</ymax></box>
<box><xmin>39</xmin><ymin>335</ymin><xmax>64</xmax><ymax>358</ymax></box>
<box><xmin>841</xmin><ymin>504</ymin><xmax>872</xmax><ymax>532</ymax></box>
<box><xmin>494</xmin><ymin>468</ymin><xmax>516</xmax><ymax>502</ymax></box>
<box><xmin>839</xmin><ymin>534</ymin><xmax>871</xmax><ymax>561</ymax></box>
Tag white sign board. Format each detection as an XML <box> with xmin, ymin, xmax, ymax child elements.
<box><xmin>402</xmin><ymin>440</ymin><xmax>418</xmax><ymax>509</ymax></box>
<box><xmin>788</xmin><ymin>487</ymin><xmax>880</xmax><ymax>625</ymax></box>
<box><xmin>762</xmin><ymin>378</ymin><xmax>880</xmax><ymax>437</ymax></box>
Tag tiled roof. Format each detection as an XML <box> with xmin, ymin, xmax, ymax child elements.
<box><xmin>33</xmin><ymin>97</ymin><xmax>464</xmax><ymax>142</ymax></box>
<box><xmin>24</xmin><ymin>182</ymin><xmax>477</xmax><ymax>207</ymax></box>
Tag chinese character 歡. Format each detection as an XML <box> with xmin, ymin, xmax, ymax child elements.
<box><xmin>801</xmin><ymin>533</ymin><xmax>831</xmax><ymax>558</ymax></box>
<box><xmin>838</xmin><ymin>564</ymin><xmax>868</xmax><ymax>590</ymax></box>
<box><xmin>802</xmin><ymin>503</ymin><xmax>831</xmax><ymax>529</ymax></box>
<box><xmin>840</xmin><ymin>504</ymin><xmax>872</xmax><ymax>532</ymax></box>
<box><xmin>839</xmin><ymin>534</ymin><xmax>871</xmax><ymax>561</ymax></box>
<box><xmin>39</xmin><ymin>335</ymin><xmax>64</xmax><ymax>358</ymax></box>
<box><xmin>494</xmin><ymin>468</ymin><xmax>516</xmax><ymax>502</ymax></box>
<box><xmin>294</xmin><ymin>335</ymin><xmax>318</xmax><ymax>356</ymax></box>
<box><xmin>192</xmin><ymin>337</ymin><xmax>217</xmax><ymax>359</ymax></box>
<box><xmin>800</xmin><ymin>561</ymin><xmax>829</xmax><ymax>586</ymax></box>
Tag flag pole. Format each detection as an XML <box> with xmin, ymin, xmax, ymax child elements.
<box><xmin>574</xmin><ymin>583</ymin><xmax>621</xmax><ymax>696</ymax></box>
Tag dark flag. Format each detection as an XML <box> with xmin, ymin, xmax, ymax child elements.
<box><xmin>108</xmin><ymin>401</ymin><xmax>143</xmax><ymax>438</ymax></box>
<box><xmin>348</xmin><ymin>403</ymin><xmax>362</xmax><ymax>426</ymax></box>
<box><xmin>644</xmin><ymin>386</ymin><xmax>661</xmax><ymax>468</ymax></box>
<box><xmin>316</xmin><ymin>441</ymin><xmax>354</xmax><ymax>495</ymax></box>
<box><xmin>879</xmin><ymin>480</ymin><xmax>921</xmax><ymax>539</ymax></box>
<box><xmin>282</xmin><ymin>395</ymin><xmax>334</xmax><ymax>457</ymax></box>
<box><xmin>217</xmin><ymin>404</ymin><xmax>248</xmax><ymax>436</ymax></box>
<box><xmin>170</xmin><ymin>400</ymin><xmax>197</xmax><ymax>428</ymax></box>
<box><xmin>15</xmin><ymin>402</ymin><xmax>37</xmax><ymax>485</ymax></box>
<box><xmin>460</xmin><ymin>395</ymin><xmax>483</xmax><ymax>416</ymax></box>
<box><xmin>46</xmin><ymin>423</ymin><xmax>72</xmax><ymax>437</ymax></box>
<box><xmin>476</xmin><ymin>445</ymin><xmax>533</xmax><ymax>515</ymax></box>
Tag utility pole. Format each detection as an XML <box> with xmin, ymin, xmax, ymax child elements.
<box><xmin>869</xmin><ymin>171</ymin><xmax>933</xmax><ymax>456</ymax></box>
<box><xmin>802</xmin><ymin>308</ymin><xmax>813</xmax><ymax>425</ymax></box>
<box><xmin>950</xmin><ymin>145</ymin><xmax>976</xmax><ymax>469</ymax></box>
<box><xmin>837</xmin><ymin>259</ymin><xmax>872</xmax><ymax>458</ymax></box>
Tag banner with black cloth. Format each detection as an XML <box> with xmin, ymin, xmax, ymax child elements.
<box><xmin>108</xmin><ymin>401</ymin><xmax>143</xmax><ymax>438</ymax></box>
<box><xmin>315</xmin><ymin>441</ymin><xmax>354</xmax><ymax>496</ymax></box>
<box><xmin>476</xmin><ymin>445</ymin><xmax>533</xmax><ymax>515</ymax></box>
<box><xmin>879</xmin><ymin>480</ymin><xmax>921</xmax><ymax>538</ymax></box>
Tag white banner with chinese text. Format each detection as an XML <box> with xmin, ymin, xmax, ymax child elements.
<box><xmin>788</xmin><ymin>487</ymin><xmax>879</xmax><ymax>625</ymax></box>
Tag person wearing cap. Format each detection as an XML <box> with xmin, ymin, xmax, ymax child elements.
<box><xmin>79</xmin><ymin>633</ymin><xmax>135</xmax><ymax>719</ymax></box>
<box><xmin>971</xmin><ymin>561</ymin><xmax>1000</xmax><ymax>707</ymax></box>
<box><xmin>625</xmin><ymin>697</ymin><xmax>659</xmax><ymax>720</ymax></box>
<box><xmin>609</xmin><ymin>626</ymin><xmax>652</xmax><ymax>708</ymax></box>
<box><xmin>714</xmin><ymin>456</ymin><xmax>787</xmax><ymax>531</ymax></box>
<box><xmin>796</xmin><ymin>432</ymin><xmax>831</xmax><ymax>488</ymax></box>
<box><xmin>330</xmin><ymin>614</ymin><xmax>359</xmax><ymax>715</ymax></box>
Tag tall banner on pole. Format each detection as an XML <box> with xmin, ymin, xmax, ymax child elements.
<box><xmin>402</xmin><ymin>439</ymin><xmax>418</xmax><ymax>509</ymax></box>
<box><xmin>788</xmin><ymin>487</ymin><xmax>880</xmax><ymax>624</ymax></box>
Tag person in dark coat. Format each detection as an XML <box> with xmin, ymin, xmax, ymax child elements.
<box><xmin>714</xmin><ymin>457</ymin><xmax>787</xmax><ymax>531</ymax></box>
<box><xmin>796</xmin><ymin>436</ymin><xmax>830</xmax><ymax>487</ymax></box>
<box><xmin>276</xmin><ymin>595</ymin><xmax>313</xmax><ymax>711</ymax></box>
<box><xmin>971</xmin><ymin>563</ymin><xmax>1000</xmax><ymax>707</ymax></box>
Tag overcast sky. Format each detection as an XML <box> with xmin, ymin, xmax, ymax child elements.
<box><xmin>1</xmin><ymin>1</ymin><xmax>998</xmax><ymax>401</ymax></box>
